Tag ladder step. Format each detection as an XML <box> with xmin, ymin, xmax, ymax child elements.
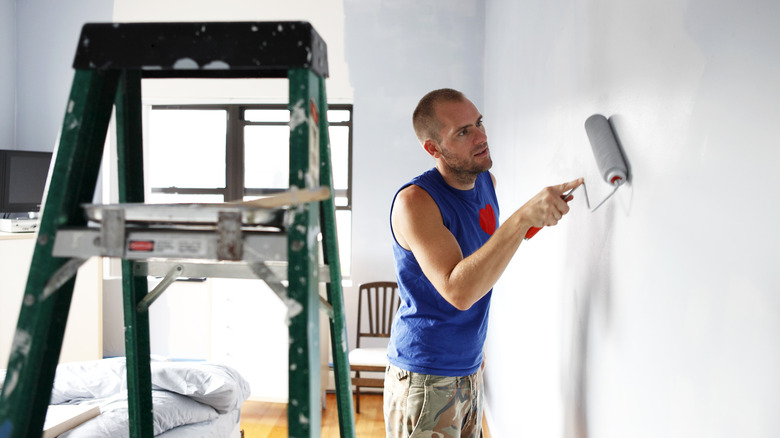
<box><xmin>82</xmin><ymin>202</ymin><xmax>286</xmax><ymax>227</ymax></box>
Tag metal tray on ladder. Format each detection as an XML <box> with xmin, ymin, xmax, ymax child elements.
<box><xmin>53</xmin><ymin>186</ymin><xmax>330</xmax><ymax>275</ymax></box>
<box><xmin>50</xmin><ymin>187</ymin><xmax>333</xmax><ymax>318</ymax></box>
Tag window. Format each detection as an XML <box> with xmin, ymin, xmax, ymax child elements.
<box><xmin>146</xmin><ymin>104</ymin><xmax>353</xmax><ymax>275</ymax></box>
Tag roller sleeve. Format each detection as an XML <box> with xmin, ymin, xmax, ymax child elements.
<box><xmin>584</xmin><ymin>114</ymin><xmax>628</xmax><ymax>184</ymax></box>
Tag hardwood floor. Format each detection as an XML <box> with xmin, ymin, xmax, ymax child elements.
<box><xmin>240</xmin><ymin>393</ymin><xmax>383</xmax><ymax>438</ymax></box>
<box><xmin>239</xmin><ymin>397</ymin><xmax>289</xmax><ymax>437</ymax></box>
<box><xmin>240</xmin><ymin>393</ymin><xmax>491</xmax><ymax>437</ymax></box>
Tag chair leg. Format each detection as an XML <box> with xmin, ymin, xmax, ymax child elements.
<box><xmin>354</xmin><ymin>370</ymin><xmax>360</xmax><ymax>414</ymax></box>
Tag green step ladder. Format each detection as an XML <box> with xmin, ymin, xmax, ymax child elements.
<box><xmin>0</xmin><ymin>21</ymin><xmax>356</xmax><ymax>438</ymax></box>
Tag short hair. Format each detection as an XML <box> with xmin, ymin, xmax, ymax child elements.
<box><xmin>412</xmin><ymin>88</ymin><xmax>466</xmax><ymax>144</ymax></box>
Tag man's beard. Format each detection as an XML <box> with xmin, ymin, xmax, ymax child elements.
<box><xmin>439</xmin><ymin>143</ymin><xmax>493</xmax><ymax>181</ymax></box>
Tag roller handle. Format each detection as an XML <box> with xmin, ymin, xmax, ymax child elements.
<box><xmin>523</xmin><ymin>191</ymin><xmax>575</xmax><ymax>240</ymax></box>
<box><xmin>525</xmin><ymin>226</ymin><xmax>543</xmax><ymax>239</ymax></box>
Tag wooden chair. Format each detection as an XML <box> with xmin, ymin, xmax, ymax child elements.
<box><xmin>349</xmin><ymin>281</ymin><xmax>400</xmax><ymax>413</ymax></box>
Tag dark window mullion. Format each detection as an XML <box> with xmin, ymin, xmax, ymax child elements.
<box><xmin>244</xmin><ymin>188</ymin><xmax>289</xmax><ymax>196</ymax></box>
<box><xmin>225</xmin><ymin>106</ymin><xmax>243</xmax><ymax>202</ymax></box>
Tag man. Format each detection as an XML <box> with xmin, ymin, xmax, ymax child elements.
<box><xmin>385</xmin><ymin>88</ymin><xmax>582</xmax><ymax>437</ymax></box>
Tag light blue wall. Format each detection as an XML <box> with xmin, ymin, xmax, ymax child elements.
<box><xmin>483</xmin><ymin>0</ymin><xmax>780</xmax><ymax>436</ymax></box>
<box><xmin>343</xmin><ymin>0</ymin><xmax>486</xmax><ymax>292</ymax></box>
<box><xmin>0</xmin><ymin>0</ymin><xmax>15</xmax><ymax>147</ymax></box>
<box><xmin>14</xmin><ymin>0</ymin><xmax>112</xmax><ymax>151</ymax></box>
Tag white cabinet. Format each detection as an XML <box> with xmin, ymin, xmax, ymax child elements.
<box><xmin>210</xmin><ymin>278</ymin><xmax>291</xmax><ymax>402</ymax></box>
<box><xmin>209</xmin><ymin>278</ymin><xmax>330</xmax><ymax>402</ymax></box>
<box><xmin>0</xmin><ymin>232</ymin><xmax>102</xmax><ymax>368</ymax></box>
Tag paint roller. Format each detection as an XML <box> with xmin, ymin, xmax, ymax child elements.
<box><xmin>524</xmin><ymin>114</ymin><xmax>629</xmax><ymax>239</ymax></box>
<box><xmin>584</xmin><ymin>114</ymin><xmax>628</xmax><ymax>186</ymax></box>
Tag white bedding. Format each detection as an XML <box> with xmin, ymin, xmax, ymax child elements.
<box><xmin>1</xmin><ymin>358</ymin><xmax>250</xmax><ymax>438</ymax></box>
<box><xmin>158</xmin><ymin>408</ymin><xmax>241</xmax><ymax>438</ymax></box>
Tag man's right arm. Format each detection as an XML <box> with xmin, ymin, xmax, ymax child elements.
<box><xmin>391</xmin><ymin>178</ymin><xmax>582</xmax><ymax>311</ymax></box>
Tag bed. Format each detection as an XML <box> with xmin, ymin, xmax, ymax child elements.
<box><xmin>1</xmin><ymin>357</ymin><xmax>250</xmax><ymax>437</ymax></box>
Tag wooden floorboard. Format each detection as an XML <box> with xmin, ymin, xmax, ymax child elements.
<box><xmin>240</xmin><ymin>393</ymin><xmax>492</xmax><ymax>437</ymax></box>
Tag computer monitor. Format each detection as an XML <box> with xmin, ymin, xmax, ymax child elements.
<box><xmin>0</xmin><ymin>149</ymin><xmax>53</xmax><ymax>216</ymax></box>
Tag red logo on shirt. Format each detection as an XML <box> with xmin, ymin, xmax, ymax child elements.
<box><xmin>479</xmin><ymin>204</ymin><xmax>496</xmax><ymax>235</ymax></box>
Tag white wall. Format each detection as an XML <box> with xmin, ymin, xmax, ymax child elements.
<box><xmin>483</xmin><ymin>0</ymin><xmax>780</xmax><ymax>437</ymax></box>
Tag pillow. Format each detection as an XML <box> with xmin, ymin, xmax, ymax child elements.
<box><xmin>150</xmin><ymin>362</ymin><xmax>251</xmax><ymax>413</ymax></box>
<box><xmin>50</xmin><ymin>358</ymin><xmax>126</xmax><ymax>404</ymax></box>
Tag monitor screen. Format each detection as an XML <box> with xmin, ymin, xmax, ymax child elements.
<box><xmin>0</xmin><ymin>150</ymin><xmax>53</xmax><ymax>214</ymax></box>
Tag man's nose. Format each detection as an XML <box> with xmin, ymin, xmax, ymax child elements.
<box><xmin>474</xmin><ymin>126</ymin><xmax>487</xmax><ymax>144</ymax></box>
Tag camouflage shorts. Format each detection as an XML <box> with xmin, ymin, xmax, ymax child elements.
<box><xmin>383</xmin><ymin>364</ymin><xmax>484</xmax><ymax>438</ymax></box>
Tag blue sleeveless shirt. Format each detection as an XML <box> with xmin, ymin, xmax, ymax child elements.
<box><xmin>388</xmin><ymin>168</ymin><xmax>499</xmax><ymax>376</ymax></box>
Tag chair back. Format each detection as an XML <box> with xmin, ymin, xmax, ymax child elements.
<box><xmin>356</xmin><ymin>281</ymin><xmax>400</xmax><ymax>348</ymax></box>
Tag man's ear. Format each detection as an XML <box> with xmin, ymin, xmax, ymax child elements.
<box><xmin>423</xmin><ymin>139</ymin><xmax>440</xmax><ymax>158</ymax></box>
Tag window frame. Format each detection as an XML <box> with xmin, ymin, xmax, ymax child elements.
<box><xmin>146</xmin><ymin>103</ymin><xmax>354</xmax><ymax>276</ymax></box>
<box><xmin>148</xmin><ymin>103</ymin><xmax>353</xmax><ymax>212</ymax></box>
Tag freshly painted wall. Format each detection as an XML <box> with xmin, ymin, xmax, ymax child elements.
<box><xmin>483</xmin><ymin>0</ymin><xmax>780</xmax><ymax>437</ymax></box>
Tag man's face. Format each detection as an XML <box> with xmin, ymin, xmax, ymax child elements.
<box><xmin>433</xmin><ymin>98</ymin><xmax>492</xmax><ymax>177</ymax></box>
